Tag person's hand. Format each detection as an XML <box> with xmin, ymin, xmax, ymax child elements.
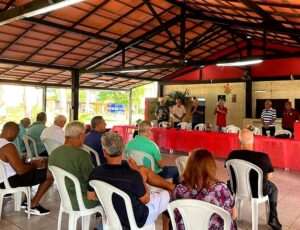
<box><xmin>267</xmin><ymin>173</ymin><xmax>273</xmax><ymax>180</ymax></box>
<box><xmin>31</xmin><ymin>158</ymin><xmax>45</xmax><ymax>169</ymax></box>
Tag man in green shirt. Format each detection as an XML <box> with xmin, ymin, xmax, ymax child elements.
<box><xmin>49</xmin><ymin>121</ymin><xmax>99</xmax><ymax>210</ymax></box>
<box><xmin>26</xmin><ymin>112</ymin><xmax>47</xmax><ymax>156</ymax></box>
<box><xmin>125</xmin><ymin>120</ymin><xmax>179</xmax><ymax>184</ymax></box>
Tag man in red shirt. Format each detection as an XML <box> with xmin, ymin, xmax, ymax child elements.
<box><xmin>214</xmin><ymin>100</ymin><xmax>228</xmax><ymax>132</ymax></box>
<box><xmin>282</xmin><ymin>101</ymin><xmax>299</xmax><ymax>136</ymax></box>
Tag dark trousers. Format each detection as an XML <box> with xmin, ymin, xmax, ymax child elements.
<box><xmin>262</xmin><ymin>126</ymin><xmax>276</xmax><ymax>136</ymax></box>
<box><xmin>283</xmin><ymin>127</ymin><xmax>294</xmax><ymax>137</ymax></box>
<box><xmin>158</xmin><ymin>166</ymin><xmax>179</xmax><ymax>184</ymax></box>
<box><xmin>264</xmin><ymin>181</ymin><xmax>279</xmax><ymax>220</ymax></box>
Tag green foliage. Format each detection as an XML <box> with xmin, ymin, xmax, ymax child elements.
<box><xmin>167</xmin><ymin>89</ymin><xmax>191</xmax><ymax>106</ymax></box>
<box><xmin>97</xmin><ymin>91</ymin><xmax>129</xmax><ymax>105</ymax></box>
<box><xmin>6</xmin><ymin>103</ymin><xmax>26</xmax><ymax>122</ymax></box>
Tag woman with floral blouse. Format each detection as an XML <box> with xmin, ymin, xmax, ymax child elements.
<box><xmin>170</xmin><ymin>149</ymin><xmax>237</xmax><ymax>230</ymax></box>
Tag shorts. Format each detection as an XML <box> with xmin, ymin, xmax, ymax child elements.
<box><xmin>0</xmin><ymin>168</ymin><xmax>47</xmax><ymax>189</ymax></box>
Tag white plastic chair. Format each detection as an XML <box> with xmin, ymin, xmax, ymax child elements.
<box><xmin>126</xmin><ymin>149</ymin><xmax>155</xmax><ymax>171</ymax></box>
<box><xmin>275</xmin><ymin>129</ymin><xmax>292</xmax><ymax>138</ymax></box>
<box><xmin>194</xmin><ymin>123</ymin><xmax>205</xmax><ymax>131</ymax></box>
<box><xmin>175</xmin><ymin>156</ymin><xmax>188</xmax><ymax>177</ymax></box>
<box><xmin>177</xmin><ymin>122</ymin><xmax>188</xmax><ymax>129</ymax></box>
<box><xmin>150</xmin><ymin>120</ymin><xmax>158</xmax><ymax>127</ymax></box>
<box><xmin>252</xmin><ymin>126</ymin><xmax>261</xmax><ymax>135</ymax></box>
<box><xmin>158</xmin><ymin>121</ymin><xmax>168</xmax><ymax>128</ymax></box>
<box><xmin>89</xmin><ymin>180</ymin><xmax>155</xmax><ymax>230</ymax></box>
<box><xmin>225</xmin><ymin>159</ymin><xmax>269</xmax><ymax>230</ymax></box>
<box><xmin>226</xmin><ymin>126</ymin><xmax>241</xmax><ymax>134</ymax></box>
<box><xmin>42</xmin><ymin>138</ymin><xmax>62</xmax><ymax>156</ymax></box>
<box><xmin>0</xmin><ymin>160</ymin><xmax>31</xmax><ymax>220</ymax></box>
<box><xmin>23</xmin><ymin>134</ymin><xmax>39</xmax><ymax>158</ymax></box>
<box><xmin>167</xmin><ymin>199</ymin><xmax>231</xmax><ymax>230</ymax></box>
<box><xmin>81</xmin><ymin>144</ymin><xmax>101</xmax><ymax>167</ymax></box>
<box><xmin>49</xmin><ymin>166</ymin><xmax>104</xmax><ymax>230</ymax></box>
<box><xmin>186</xmin><ymin>123</ymin><xmax>192</xmax><ymax>130</ymax></box>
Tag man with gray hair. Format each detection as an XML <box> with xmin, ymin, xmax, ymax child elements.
<box><xmin>225</xmin><ymin>129</ymin><xmax>281</xmax><ymax>230</ymax></box>
<box><xmin>13</xmin><ymin>117</ymin><xmax>31</xmax><ymax>154</ymax></box>
<box><xmin>49</xmin><ymin>121</ymin><xmax>99</xmax><ymax>211</ymax></box>
<box><xmin>88</xmin><ymin>132</ymin><xmax>174</xmax><ymax>229</ymax></box>
<box><xmin>40</xmin><ymin>114</ymin><xmax>67</xmax><ymax>145</ymax></box>
<box><xmin>126</xmin><ymin>120</ymin><xmax>179</xmax><ymax>184</ymax></box>
<box><xmin>84</xmin><ymin>116</ymin><xmax>107</xmax><ymax>165</ymax></box>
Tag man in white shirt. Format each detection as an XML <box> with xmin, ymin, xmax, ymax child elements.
<box><xmin>40</xmin><ymin>115</ymin><xmax>67</xmax><ymax>145</ymax></box>
<box><xmin>171</xmin><ymin>98</ymin><xmax>186</xmax><ymax>128</ymax></box>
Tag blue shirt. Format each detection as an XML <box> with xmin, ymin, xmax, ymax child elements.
<box><xmin>13</xmin><ymin>123</ymin><xmax>26</xmax><ymax>153</ymax></box>
<box><xmin>84</xmin><ymin>130</ymin><xmax>106</xmax><ymax>165</ymax></box>
<box><xmin>26</xmin><ymin>122</ymin><xmax>47</xmax><ymax>154</ymax></box>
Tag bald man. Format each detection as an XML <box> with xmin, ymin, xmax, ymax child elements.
<box><xmin>40</xmin><ymin>115</ymin><xmax>67</xmax><ymax>145</ymax></box>
<box><xmin>225</xmin><ymin>129</ymin><xmax>281</xmax><ymax>230</ymax></box>
<box><xmin>0</xmin><ymin>122</ymin><xmax>53</xmax><ymax>215</ymax></box>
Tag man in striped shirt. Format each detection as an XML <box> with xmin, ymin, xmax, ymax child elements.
<box><xmin>261</xmin><ymin>100</ymin><xmax>277</xmax><ymax>136</ymax></box>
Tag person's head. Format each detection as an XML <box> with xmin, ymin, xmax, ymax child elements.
<box><xmin>176</xmin><ymin>98</ymin><xmax>182</xmax><ymax>106</ymax></box>
<box><xmin>91</xmin><ymin>116</ymin><xmax>106</xmax><ymax>133</ymax></box>
<box><xmin>160</xmin><ymin>98</ymin><xmax>166</xmax><ymax>106</ymax></box>
<box><xmin>285</xmin><ymin>101</ymin><xmax>292</xmax><ymax>111</ymax></box>
<box><xmin>101</xmin><ymin>132</ymin><xmax>124</xmax><ymax>160</ymax></box>
<box><xmin>239</xmin><ymin>129</ymin><xmax>254</xmax><ymax>150</ymax></box>
<box><xmin>265</xmin><ymin>100</ymin><xmax>272</xmax><ymax>110</ymax></box>
<box><xmin>36</xmin><ymin>112</ymin><xmax>47</xmax><ymax>125</ymax></box>
<box><xmin>54</xmin><ymin>115</ymin><xmax>67</xmax><ymax>128</ymax></box>
<box><xmin>182</xmin><ymin>149</ymin><xmax>218</xmax><ymax>190</ymax></box>
<box><xmin>1</xmin><ymin>121</ymin><xmax>19</xmax><ymax>142</ymax></box>
<box><xmin>64</xmin><ymin>121</ymin><xmax>85</xmax><ymax>147</ymax></box>
<box><xmin>138</xmin><ymin>120</ymin><xmax>152</xmax><ymax>138</ymax></box>
<box><xmin>192</xmin><ymin>98</ymin><xmax>198</xmax><ymax>106</ymax></box>
<box><xmin>20</xmin><ymin>117</ymin><xmax>31</xmax><ymax>128</ymax></box>
<box><xmin>218</xmin><ymin>99</ymin><xmax>224</xmax><ymax>107</ymax></box>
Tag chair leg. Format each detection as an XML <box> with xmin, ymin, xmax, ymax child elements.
<box><xmin>265</xmin><ymin>199</ymin><xmax>270</xmax><ymax>224</ymax></box>
<box><xmin>0</xmin><ymin>193</ymin><xmax>4</xmax><ymax>220</ymax></box>
<box><xmin>82</xmin><ymin>215</ymin><xmax>91</xmax><ymax>230</ymax></box>
<box><xmin>26</xmin><ymin>188</ymin><xmax>31</xmax><ymax>219</ymax></box>
<box><xmin>68</xmin><ymin>213</ymin><xmax>77</xmax><ymax>230</ymax></box>
<box><xmin>251</xmin><ymin>200</ymin><xmax>258</xmax><ymax>230</ymax></box>
<box><xmin>57</xmin><ymin>208</ymin><xmax>63</xmax><ymax>230</ymax></box>
<box><xmin>14</xmin><ymin>192</ymin><xmax>22</xmax><ymax>211</ymax></box>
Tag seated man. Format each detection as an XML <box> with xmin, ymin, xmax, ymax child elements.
<box><xmin>88</xmin><ymin>132</ymin><xmax>174</xmax><ymax>228</ymax></box>
<box><xmin>126</xmin><ymin>120</ymin><xmax>179</xmax><ymax>184</ymax></box>
<box><xmin>49</xmin><ymin>121</ymin><xmax>99</xmax><ymax>211</ymax></box>
<box><xmin>26</xmin><ymin>112</ymin><xmax>48</xmax><ymax>157</ymax></box>
<box><xmin>0</xmin><ymin>122</ymin><xmax>53</xmax><ymax>215</ymax></box>
<box><xmin>40</xmin><ymin>115</ymin><xmax>67</xmax><ymax>145</ymax></box>
<box><xmin>225</xmin><ymin>129</ymin><xmax>281</xmax><ymax>230</ymax></box>
<box><xmin>84</xmin><ymin>116</ymin><xmax>107</xmax><ymax>165</ymax></box>
<box><xmin>13</xmin><ymin>117</ymin><xmax>31</xmax><ymax>155</ymax></box>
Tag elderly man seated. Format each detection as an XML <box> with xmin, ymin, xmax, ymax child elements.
<box><xmin>13</xmin><ymin>117</ymin><xmax>31</xmax><ymax>155</ymax></box>
<box><xmin>126</xmin><ymin>120</ymin><xmax>179</xmax><ymax>184</ymax></box>
<box><xmin>88</xmin><ymin>132</ymin><xmax>174</xmax><ymax>229</ymax></box>
<box><xmin>49</xmin><ymin>121</ymin><xmax>99</xmax><ymax>211</ymax></box>
<box><xmin>0</xmin><ymin>122</ymin><xmax>53</xmax><ymax>215</ymax></box>
<box><xmin>40</xmin><ymin>115</ymin><xmax>67</xmax><ymax>145</ymax></box>
<box><xmin>26</xmin><ymin>112</ymin><xmax>48</xmax><ymax>157</ymax></box>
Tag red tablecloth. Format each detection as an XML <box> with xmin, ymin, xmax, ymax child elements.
<box><xmin>151</xmin><ymin>128</ymin><xmax>300</xmax><ymax>170</ymax></box>
<box><xmin>110</xmin><ymin>125</ymin><xmax>137</xmax><ymax>144</ymax></box>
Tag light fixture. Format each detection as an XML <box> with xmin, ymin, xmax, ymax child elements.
<box><xmin>217</xmin><ymin>59</ymin><xmax>263</xmax><ymax>67</ymax></box>
<box><xmin>24</xmin><ymin>0</ymin><xmax>84</xmax><ymax>18</ymax></box>
<box><xmin>254</xmin><ymin>90</ymin><xmax>267</xmax><ymax>93</ymax></box>
<box><xmin>119</xmin><ymin>69</ymin><xmax>148</xmax><ymax>73</ymax></box>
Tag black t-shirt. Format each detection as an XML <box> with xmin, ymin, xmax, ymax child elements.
<box><xmin>87</xmin><ymin>162</ymin><xmax>149</xmax><ymax>228</ymax></box>
<box><xmin>190</xmin><ymin>105</ymin><xmax>205</xmax><ymax>124</ymax></box>
<box><xmin>225</xmin><ymin>150</ymin><xmax>274</xmax><ymax>197</ymax></box>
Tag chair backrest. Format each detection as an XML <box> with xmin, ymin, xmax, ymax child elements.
<box><xmin>186</xmin><ymin>123</ymin><xmax>192</xmax><ymax>130</ymax></box>
<box><xmin>226</xmin><ymin>126</ymin><xmax>240</xmax><ymax>134</ymax></box>
<box><xmin>175</xmin><ymin>156</ymin><xmax>188</xmax><ymax>177</ymax></box>
<box><xmin>150</xmin><ymin>120</ymin><xmax>158</xmax><ymax>127</ymax></box>
<box><xmin>194</xmin><ymin>123</ymin><xmax>205</xmax><ymax>131</ymax></box>
<box><xmin>0</xmin><ymin>160</ymin><xmax>13</xmax><ymax>190</ymax></box>
<box><xmin>177</xmin><ymin>122</ymin><xmax>188</xmax><ymax>129</ymax></box>
<box><xmin>252</xmin><ymin>126</ymin><xmax>261</xmax><ymax>135</ymax></box>
<box><xmin>49</xmin><ymin>165</ymin><xmax>87</xmax><ymax>212</ymax></box>
<box><xmin>89</xmin><ymin>180</ymin><xmax>139</xmax><ymax>230</ymax></box>
<box><xmin>42</xmin><ymin>138</ymin><xmax>62</xmax><ymax>155</ymax></box>
<box><xmin>81</xmin><ymin>144</ymin><xmax>101</xmax><ymax>166</ymax></box>
<box><xmin>225</xmin><ymin>159</ymin><xmax>265</xmax><ymax>200</ymax></box>
<box><xmin>23</xmin><ymin>134</ymin><xmax>38</xmax><ymax>157</ymax></box>
<box><xmin>125</xmin><ymin>149</ymin><xmax>155</xmax><ymax>171</ymax></box>
<box><xmin>275</xmin><ymin>129</ymin><xmax>292</xmax><ymax>138</ymax></box>
<box><xmin>168</xmin><ymin>199</ymin><xmax>231</xmax><ymax>230</ymax></box>
<box><xmin>158</xmin><ymin>121</ymin><xmax>168</xmax><ymax>128</ymax></box>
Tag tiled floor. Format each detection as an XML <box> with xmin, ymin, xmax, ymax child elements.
<box><xmin>1</xmin><ymin>150</ymin><xmax>300</xmax><ymax>230</ymax></box>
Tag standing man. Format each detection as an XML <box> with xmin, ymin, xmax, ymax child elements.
<box><xmin>13</xmin><ymin>117</ymin><xmax>31</xmax><ymax>155</ymax></box>
<box><xmin>282</xmin><ymin>101</ymin><xmax>299</xmax><ymax>136</ymax></box>
<box><xmin>84</xmin><ymin>116</ymin><xmax>107</xmax><ymax>165</ymax></box>
<box><xmin>225</xmin><ymin>129</ymin><xmax>281</xmax><ymax>230</ymax></box>
<box><xmin>155</xmin><ymin>98</ymin><xmax>170</xmax><ymax>125</ymax></box>
<box><xmin>26</xmin><ymin>112</ymin><xmax>48</xmax><ymax>156</ymax></box>
<box><xmin>171</xmin><ymin>98</ymin><xmax>186</xmax><ymax>128</ymax></box>
<box><xmin>261</xmin><ymin>100</ymin><xmax>277</xmax><ymax>136</ymax></box>
<box><xmin>190</xmin><ymin>97</ymin><xmax>205</xmax><ymax>130</ymax></box>
<box><xmin>214</xmin><ymin>99</ymin><xmax>228</xmax><ymax>132</ymax></box>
